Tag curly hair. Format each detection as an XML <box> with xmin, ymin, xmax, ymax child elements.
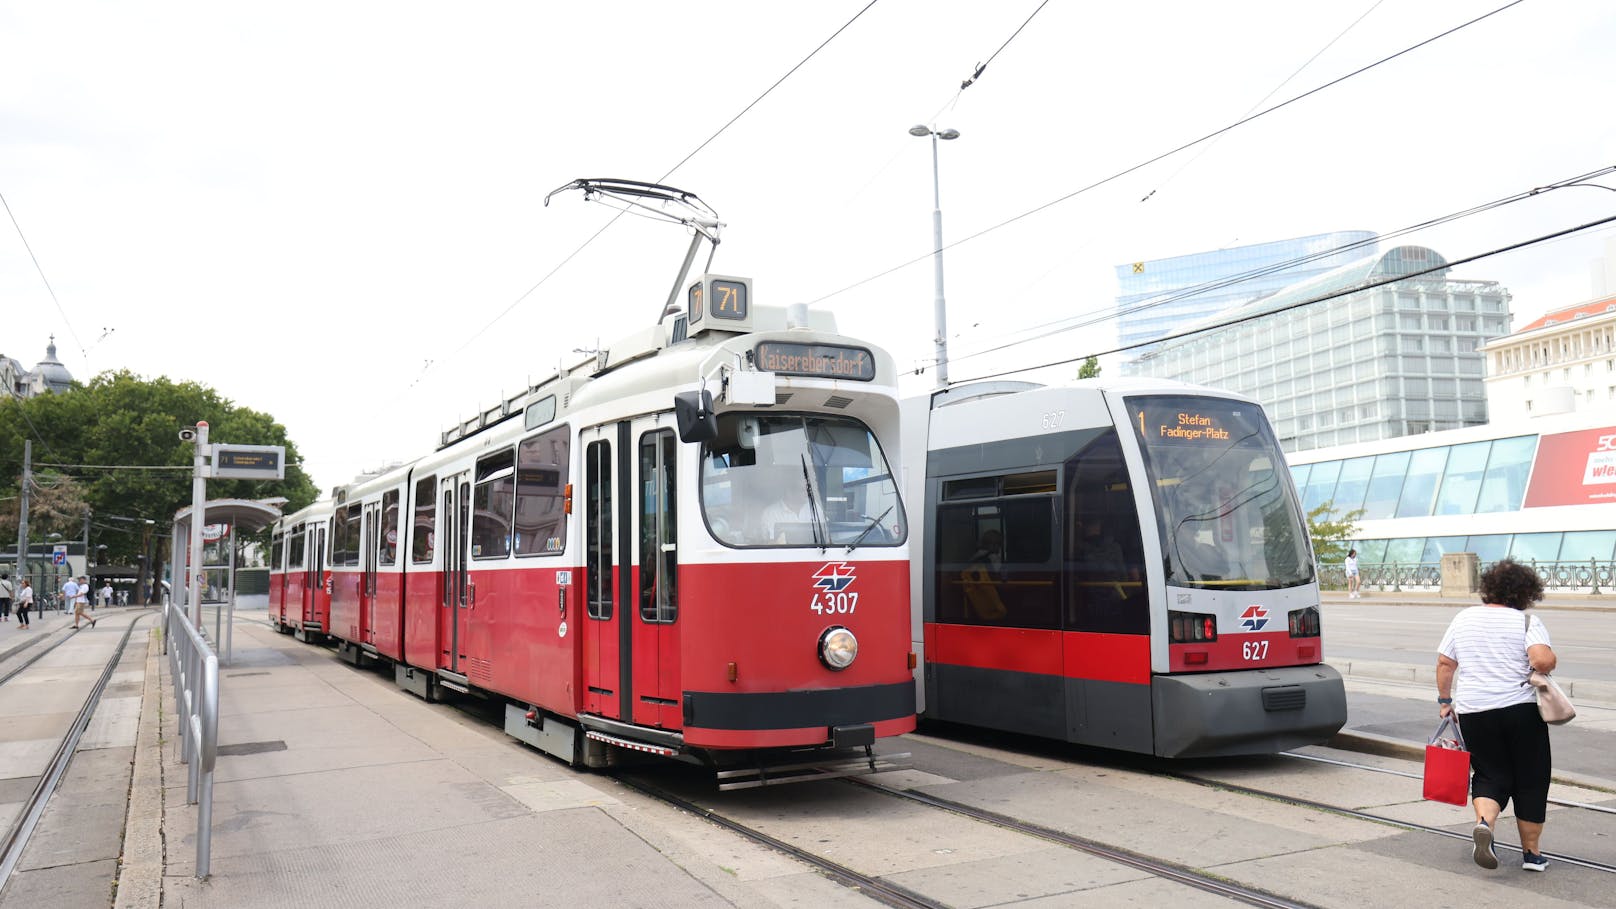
<box><xmin>1478</xmin><ymin>557</ymin><xmax>1544</xmax><ymax>611</ymax></box>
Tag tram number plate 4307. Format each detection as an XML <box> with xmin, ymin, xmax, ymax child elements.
<box><xmin>1242</xmin><ymin>640</ymin><xmax>1269</xmax><ymax>661</ymax></box>
<box><xmin>811</xmin><ymin>592</ymin><xmax>859</xmax><ymax>615</ymax></box>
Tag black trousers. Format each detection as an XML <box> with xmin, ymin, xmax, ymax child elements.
<box><xmin>1460</xmin><ymin>701</ymin><xmax>1551</xmax><ymax>823</ymax></box>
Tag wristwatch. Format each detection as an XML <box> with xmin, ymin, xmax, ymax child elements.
<box><xmin>1437</xmin><ymin>697</ymin><xmax>1453</xmax><ymax>704</ymax></box>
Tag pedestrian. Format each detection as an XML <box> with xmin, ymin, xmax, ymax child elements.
<box><xmin>98</xmin><ymin>581</ymin><xmax>113</xmax><ymax>609</ymax></box>
<box><xmin>0</xmin><ymin>572</ymin><xmax>12</xmax><ymax>622</ymax></box>
<box><xmin>1344</xmin><ymin>548</ymin><xmax>1360</xmax><ymax>599</ymax></box>
<box><xmin>61</xmin><ymin>575</ymin><xmax>80</xmax><ymax>617</ymax></box>
<box><xmin>72</xmin><ymin>575</ymin><xmax>96</xmax><ymax>629</ymax></box>
<box><xmin>15</xmin><ymin>579</ymin><xmax>33</xmax><ymax>628</ymax></box>
<box><xmin>1435</xmin><ymin>557</ymin><xmax>1558</xmax><ymax>872</ymax></box>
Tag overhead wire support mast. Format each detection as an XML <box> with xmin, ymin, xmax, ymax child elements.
<box><xmin>544</xmin><ymin>178</ymin><xmax>725</xmax><ymax>323</ymax></box>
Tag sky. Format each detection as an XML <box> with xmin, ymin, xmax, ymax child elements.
<box><xmin>4</xmin><ymin>0</ymin><xmax>1615</xmax><ymax>494</ymax></box>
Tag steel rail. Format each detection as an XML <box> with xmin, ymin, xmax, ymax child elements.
<box><xmin>846</xmin><ymin>777</ymin><xmax>1319</xmax><ymax>909</ymax></box>
<box><xmin>1166</xmin><ymin>769</ymin><xmax>1616</xmax><ymax>875</ymax></box>
<box><xmin>614</xmin><ymin>773</ymin><xmax>944</xmax><ymax>909</ymax></box>
<box><xmin>1283</xmin><ymin>750</ymin><xmax>1616</xmax><ymax>814</ymax></box>
<box><xmin>0</xmin><ymin>613</ymin><xmax>151</xmax><ymax>885</ymax></box>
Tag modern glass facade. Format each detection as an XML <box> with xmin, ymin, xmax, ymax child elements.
<box><xmin>1124</xmin><ymin>245</ymin><xmax>1510</xmax><ymax>451</ymax></box>
<box><xmin>1287</xmin><ymin>414</ymin><xmax>1616</xmax><ymax>567</ymax></box>
<box><xmin>1114</xmin><ymin>231</ymin><xmax>1378</xmax><ymax>353</ymax></box>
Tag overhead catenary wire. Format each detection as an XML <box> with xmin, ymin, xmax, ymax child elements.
<box><xmin>951</xmin><ymin>211</ymin><xmax>1616</xmax><ymax>385</ymax></box>
<box><xmin>941</xmin><ymin>164</ymin><xmax>1616</xmax><ymax>369</ymax></box>
<box><xmin>403</xmin><ymin>2</ymin><xmax>884</xmax><ymax>393</ymax></box>
<box><xmin>0</xmin><ymin>190</ymin><xmax>83</xmax><ymax>358</ymax></box>
<box><xmin>806</xmin><ymin>0</ymin><xmax>1532</xmax><ymax>308</ymax></box>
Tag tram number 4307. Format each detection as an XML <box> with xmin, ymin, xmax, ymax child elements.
<box><xmin>811</xmin><ymin>592</ymin><xmax>859</xmax><ymax>615</ymax></box>
<box><xmin>1242</xmin><ymin>640</ymin><xmax>1269</xmax><ymax>661</ymax></box>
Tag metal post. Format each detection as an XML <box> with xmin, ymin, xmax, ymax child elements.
<box><xmin>188</xmin><ymin>422</ymin><xmax>209</xmax><ymax>627</ymax></box>
<box><xmin>928</xmin><ymin>131</ymin><xmax>949</xmax><ymax>389</ymax></box>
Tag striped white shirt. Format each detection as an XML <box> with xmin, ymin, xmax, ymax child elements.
<box><xmin>1437</xmin><ymin>605</ymin><xmax>1551</xmax><ymax>713</ymax></box>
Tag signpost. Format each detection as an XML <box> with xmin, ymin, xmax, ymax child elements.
<box><xmin>51</xmin><ymin>544</ymin><xmax>67</xmax><ymax>567</ymax></box>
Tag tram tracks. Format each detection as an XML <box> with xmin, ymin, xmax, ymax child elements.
<box><xmin>0</xmin><ymin>611</ymin><xmax>153</xmax><ymax>886</ymax></box>
<box><xmin>1168</xmin><ymin>754</ymin><xmax>1616</xmax><ymax>876</ymax></box>
<box><xmin>616</xmin><ymin>769</ymin><xmax>1318</xmax><ymax>909</ymax></box>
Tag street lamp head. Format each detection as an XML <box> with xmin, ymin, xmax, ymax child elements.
<box><xmin>938</xmin><ymin>128</ymin><xmax>961</xmax><ymax>140</ymax></box>
<box><xmin>909</xmin><ymin>125</ymin><xmax>932</xmax><ymax>137</ymax></box>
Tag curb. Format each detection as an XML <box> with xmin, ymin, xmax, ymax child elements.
<box><xmin>115</xmin><ymin>629</ymin><xmax>164</xmax><ymax>909</ymax></box>
<box><xmin>1329</xmin><ymin>658</ymin><xmax>1616</xmax><ymax>706</ymax></box>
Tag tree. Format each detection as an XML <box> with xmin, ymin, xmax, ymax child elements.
<box><xmin>1077</xmin><ymin>356</ymin><xmax>1101</xmax><ymax>379</ymax></box>
<box><xmin>2</xmin><ymin>370</ymin><xmax>319</xmax><ymax>601</ymax></box>
<box><xmin>1307</xmin><ymin>500</ymin><xmax>1363</xmax><ymax>582</ymax></box>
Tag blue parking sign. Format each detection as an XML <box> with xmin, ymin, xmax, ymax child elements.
<box><xmin>51</xmin><ymin>545</ymin><xmax>67</xmax><ymax>566</ymax></box>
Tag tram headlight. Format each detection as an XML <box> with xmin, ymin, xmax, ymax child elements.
<box><xmin>818</xmin><ymin>625</ymin><xmax>858</xmax><ymax>671</ymax></box>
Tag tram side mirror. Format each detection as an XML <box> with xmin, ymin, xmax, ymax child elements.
<box><xmin>674</xmin><ymin>389</ymin><xmax>718</xmax><ymax>444</ymax></box>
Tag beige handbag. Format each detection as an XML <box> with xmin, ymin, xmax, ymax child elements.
<box><xmin>1524</xmin><ymin>614</ymin><xmax>1575</xmax><ymax>725</ymax></box>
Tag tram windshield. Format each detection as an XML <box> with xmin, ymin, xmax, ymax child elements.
<box><xmin>1126</xmin><ymin>395</ymin><xmax>1314</xmax><ymax>590</ymax></box>
<box><xmin>700</xmin><ymin>413</ymin><xmax>906</xmax><ymax>549</ymax></box>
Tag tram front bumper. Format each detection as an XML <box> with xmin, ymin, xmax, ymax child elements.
<box><xmin>1151</xmin><ymin>664</ymin><xmax>1347</xmax><ymax>758</ymax></box>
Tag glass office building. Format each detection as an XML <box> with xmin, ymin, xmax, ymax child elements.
<box><xmin>1123</xmin><ymin>245</ymin><xmax>1511</xmax><ymax>451</ymax></box>
<box><xmin>1114</xmin><ymin>231</ymin><xmax>1378</xmax><ymax>354</ymax></box>
<box><xmin>1287</xmin><ymin>409</ymin><xmax>1616</xmax><ymax>568</ymax></box>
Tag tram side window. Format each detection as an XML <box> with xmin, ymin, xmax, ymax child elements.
<box><xmin>514</xmin><ymin>426</ymin><xmax>570</xmax><ymax>556</ymax></box>
<box><xmin>1062</xmin><ymin>431</ymin><xmax>1149</xmax><ymax>635</ymax></box>
<box><xmin>935</xmin><ymin>498</ymin><xmax>1059</xmax><ymax>629</ymax></box>
<box><xmin>271</xmin><ymin>534</ymin><xmax>284</xmax><ymax>572</ymax></box>
<box><xmin>412</xmin><ymin>475</ymin><xmax>436</xmax><ymax>563</ymax></box>
<box><xmin>333</xmin><ymin>505</ymin><xmax>362</xmax><ymax>567</ymax></box>
<box><xmin>472</xmin><ymin>448</ymin><xmax>515</xmax><ymax>559</ymax></box>
<box><xmin>586</xmin><ymin>440</ymin><xmax>613</xmax><ymax>620</ymax></box>
<box><xmin>379</xmin><ymin>490</ymin><xmax>399</xmax><ymax>566</ymax></box>
<box><xmin>288</xmin><ymin>530</ymin><xmax>305</xmax><ymax>570</ymax></box>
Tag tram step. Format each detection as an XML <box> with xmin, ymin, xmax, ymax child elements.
<box><xmin>716</xmin><ymin>752</ymin><xmax>913</xmax><ymax>791</ymax></box>
<box><xmin>584</xmin><ymin>730</ymin><xmax>680</xmax><ymax>758</ymax></box>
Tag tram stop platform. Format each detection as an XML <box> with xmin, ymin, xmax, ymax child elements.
<box><xmin>112</xmin><ymin>613</ymin><xmax>855</xmax><ymax>908</ymax></box>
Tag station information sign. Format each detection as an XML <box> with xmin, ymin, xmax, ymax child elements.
<box><xmin>210</xmin><ymin>444</ymin><xmax>286</xmax><ymax>480</ymax></box>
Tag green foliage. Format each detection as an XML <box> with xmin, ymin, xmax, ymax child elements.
<box><xmin>1077</xmin><ymin>356</ymin><xmax>1101</xmax><ymax>379</ymax></box>
<box><xmin>1307</xmin><ymin>500</ymin><xmax>1363</xmax><ymax>569</ymax></box>
<box><xmin>1</xmin><ymin>370</ymin><xmax>319</xmax><ymax>569</ymax></box>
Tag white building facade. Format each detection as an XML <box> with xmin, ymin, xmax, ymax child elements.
<box><xmin>1482</xmin><ymin>296</ymin><xmax>1616</xmax><ymax>417</ymax></box>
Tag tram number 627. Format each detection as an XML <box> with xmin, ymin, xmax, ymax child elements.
<box><xmin>811</xmin><ymin>592</ymin><xmax>859</xmax><ymax>615</ymax></box>
<box><xmin>1242</xmin><ymin>640</ymin><xmax>1269</xmax><ymax>661</ymax></box>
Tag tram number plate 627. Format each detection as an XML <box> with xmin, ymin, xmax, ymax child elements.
<box><xmin>1242</xmin><ymin>640</ymin><xmax>1269</xmax><ymax>661</ymax></box>
<box><xmin>811</xmin><ymin>592</ymin><xmax>858</xmax><ymax>615</ymax></box>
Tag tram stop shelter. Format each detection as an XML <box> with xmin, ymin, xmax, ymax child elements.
<box><xmin>170</xmin><ymin>497</ymin><xmax>283</xmax><ymax>665</ymax></box>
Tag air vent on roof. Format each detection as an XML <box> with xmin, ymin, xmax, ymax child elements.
<box><xmin>774</xmin><ymin>392</ymin><xmax>793</xmax><ymax>406</ymax></box>
<box><xmin>825</xmin><ymin>395</ymin><xmax>853</xmax><ymax>409</ymax></box>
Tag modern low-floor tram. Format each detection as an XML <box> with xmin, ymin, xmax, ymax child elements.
<box><xmin>902</xmin><ymin>378</ymin><xmax>1347</xmax><ymax>758</ymax></box>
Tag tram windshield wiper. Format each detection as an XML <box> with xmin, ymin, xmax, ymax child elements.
<box><xmin>800</xmin><ymin>454</ymin><xmax>827</xmax><ymax>552</ymax></box>
<box><xmin>845</xmin><ymin>506</ymin><xmax>893</xmax><ymax>553</ymax></box>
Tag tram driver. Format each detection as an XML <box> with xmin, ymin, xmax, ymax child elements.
<box><xmin>760</xmin><ymin>470</ymin><xmax>816</xmax><ymax>544</ymax></box>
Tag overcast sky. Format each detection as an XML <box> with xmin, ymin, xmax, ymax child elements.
<box><xmin>4</xmin><ymin>0</ymin><xmax>1614</xmax><ymax>493</ymax></box>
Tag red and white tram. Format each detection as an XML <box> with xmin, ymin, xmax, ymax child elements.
<box><xmin>268</xmin><ymin>499</ymin><xmax>332</xmax><ymax>642</ymax></box>
<box><xmin>902</xmin><ymin>378</ymin><xmax>1347</xmax><ymax>757</ymax></box>
<box><xmin>270</xmin><ymin>239</ymin><xmax>915</xmax><ymax>782</ymax></box>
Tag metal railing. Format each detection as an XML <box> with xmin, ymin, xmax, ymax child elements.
<box><xmin>1317</xmin><ymin>559</ymin><xmax>1614</xmax><ymax>594</ymax></box>
<box><xmin>163</xmin><ymin>602</ymin><xmax>218</xmax><ymax>879</ymax></box>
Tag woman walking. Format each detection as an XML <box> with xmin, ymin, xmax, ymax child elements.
<box><xmin>15</xmin><ymin>579</ymin><xmax>33</xmax><ymax>629</ymax></box>
<box><xmin>1436</xmin><ymin>558</ymin><xmax>1558</xmax><ymax>872</ymax></box>
<box><xmin>1344</xmin><ymin>548</ymin><xmax>1360</xmax><ymax>598</ymax></box>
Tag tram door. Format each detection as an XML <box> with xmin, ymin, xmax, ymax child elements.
<box><xmin>632</xmin><ymin>422</ymin><xmax>680</xmax><ymax>728</ymax></box>
<box><xmin>306</xmin><ymin>525</ymin><xmax>326</xmax><ymax>631</ymax></box>
<box><xmin>582</xmin><ymin>425</ymin><xmax>624</xmax><ymax>719</ymax></box>
<box><xmin>361</xmin><ymin>504</ymin><xmax>379</xmax><ymax>644</ymax></box>
<box><xmin>439</xmin><ymin>471</ymin><xmax>472</xmax><ymax>674</ymax></box>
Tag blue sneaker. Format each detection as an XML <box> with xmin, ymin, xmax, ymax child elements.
<box><xmin>1472</xmin><ymin>821</ymin><xmax>1498</xmax><ymax>869</ymax></box>
<box><xmin>1522</xmin><ymin>851</ymin><xmax>1548</xmax><ymax>872</ymax></box>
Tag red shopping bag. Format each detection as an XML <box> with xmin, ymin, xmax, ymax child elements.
<box><xmin>1422</xmin><ymin>716</ymin><xmax>1470</xmax><ymax>806</ymax></box>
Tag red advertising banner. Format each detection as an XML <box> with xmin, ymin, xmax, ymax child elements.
<box><xmin>1523</xmin><ymin>427</ymin><xmax>1616</xmax><ymax>508</ymax></box>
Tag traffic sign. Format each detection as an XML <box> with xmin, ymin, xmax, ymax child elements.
<box><xmin>51</xmin><ymin>544</ymin><xmax>67</xmax><ymax>566</ymax></box>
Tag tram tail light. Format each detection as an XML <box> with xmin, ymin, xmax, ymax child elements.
<box><xmin>1288</xmin><ymin>606</ymin><xmax>1321</xmax><ymax>638</ymax></box>
<box><xmin>1168</xmin><ymin>610</ymin><xmax>1216</xmax><ymax>643</ymax></box>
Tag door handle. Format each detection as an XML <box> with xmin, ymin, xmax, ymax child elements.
<box><xmin>467</xmin><ymin>580</ymin><xmax>476</xmax><ymax>608</ymax></box>
<box><xmin>558</xmin><ymin>588</ymin><xmax>567</xmax><ymax>619</ymax></box>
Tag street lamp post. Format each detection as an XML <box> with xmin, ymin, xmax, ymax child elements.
<box><xmin>910</xmin><ymin>124</ymin><xmax>960</xmax><ymax>388</ymax></box>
